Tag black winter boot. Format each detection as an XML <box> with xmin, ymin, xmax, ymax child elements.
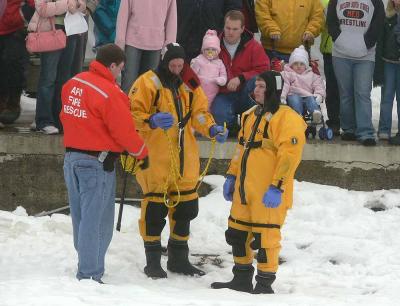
<box><xmin>144</xmin><ymin>241</ymin><xmax>167</xmax><ymax>279</ymax></box>
<box><xmin>211</xmin><ymin>264</ymin><xmax>254</xmax><ymax>293</ymax></box>
<box><xmin>167</xmin><ymin>239</ymin><xmax>205</xmax><ymax>276</ymax></box>
<box><xmin>252</xmin><ymin>271</ymin><xmax>276</xmax><ymax>294</ymax></box>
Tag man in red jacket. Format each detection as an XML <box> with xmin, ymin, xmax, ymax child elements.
<box><xmin>61</xmin><ymin>44</ymin><xmax>148</xmax><ymax>283</ymax></box>
<box><xmin>0</xmin><ymin>0</ymin><xmax>34</xmax><ymax>125</ymax></box>
<box><xmin>211</xmin><ymin>10</ymin><xmax>270</xmax><ymax>136</ymax></box>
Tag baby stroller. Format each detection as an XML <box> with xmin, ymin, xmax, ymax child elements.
<box><xmin>273</xmin><ymin>42</ymin><xmax>333</xmax><ymax>140</ymax></box>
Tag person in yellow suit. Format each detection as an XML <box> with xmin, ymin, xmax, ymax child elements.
<box><xmin>211</xmin><ymin>70</ymin><xmax>306</xmax><ymax>294</ymax></box>
<box><xmin>255</xmin><ymin>0</ymin><xmax>324</xmax><ymax>61</ymax></box>
<box><xmin>129</xmin><ymin>43</ymin><xmax>229</xmax><ymax>279</ymax></box>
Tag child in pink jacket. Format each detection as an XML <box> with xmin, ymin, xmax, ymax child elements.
<box><xmin>281</xmin><ymin>45</ymin><xmax>325</xmax><ymax>124</ymax></box>
<box><xmin>191</xmin><ymin>30</ymin><xmax>227</xmax><ymax>109</ymax></box>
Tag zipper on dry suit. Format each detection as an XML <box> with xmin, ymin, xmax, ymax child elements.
<box><xmin>239</xmin><ymin>113</ymin><xmax>263</xmax><ymax>205</ymax></box>
<box><xmin>172</xmin><ymin>87</ymin><xmax>185</xmax><ymax>176</ymax></box>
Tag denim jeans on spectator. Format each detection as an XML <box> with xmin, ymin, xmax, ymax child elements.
<box><xmin>287</xmin><ymin>95</ymin><xmax>320</xmax><ymax>115</ymax></box>
<box><xmin>121</xmin><ymin>46</ymin><xmax>161</xmax><ymax>93</ymax></box>
<box><xmin>332</xmin><ymin>57</ymin><xmax>375</xmax><ymax>140</ymax></box>
<box><xmin>265</xmin><ymin>49</ymin><xmax>290</xmax><ymax>63</ymax></box>
<box><xmin>63</xmin><ymin>152</ymin><xmax>116</xmax><ymax>281</ymax></box>
<box><xmin>323</xmin><ymin>53</ymin><xmax>340</xmax><ymax>127</ymax></box>
<box><xmin>378</xmin><ymin>62</ymin><xmax>400</xmax><ymax>137</ymax></box>
<box><xmin>210</xmin><ymin>78</ymin><xmax>256</xmax><ymax>128</ymax></box>
<box><xmin>36</xmin><ymin>34</ymin><xmax>79</xmax><ymax>130</ymax></box>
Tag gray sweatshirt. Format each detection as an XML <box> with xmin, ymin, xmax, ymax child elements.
<box><xmin>327</xmin><ymin>0</ymin><xmax>385</xmax><ymax>61</ymax></box>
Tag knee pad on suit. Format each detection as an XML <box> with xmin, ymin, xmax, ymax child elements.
<box><xmin>225</xmin><ymin>227</ymin><xmax>248</xmax><ymax>257</ymax></box>
<box><xmin>171</xmin><ymin>199</ymin><xmax>199</xmax><ymax>237</ymax></box>
<box><xmin>143</xmin><ymin>201</ymin><xmax>168</xmax><ymax>237</ymax></box>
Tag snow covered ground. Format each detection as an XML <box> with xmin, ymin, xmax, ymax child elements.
<box><xmin>1</xmin><ymin>176</ymin><xmax>400</xmax><ymax>306</ymax></box>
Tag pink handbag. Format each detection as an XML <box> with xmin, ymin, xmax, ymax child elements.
<box><xmin>26</xmin><ymin>17</ymin><xmax>67</xmax><ymax>53</ymax></box>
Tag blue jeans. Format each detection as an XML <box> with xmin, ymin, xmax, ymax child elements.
<box><xmin>63</xmin><ymin>152</ymin><xmax>116</xmax><ymax>281</ymax></box>
<box><xmin>332</xmin><ymin>57</ymin><xmax>375</xmax><ymax>140</ymax></box>
<box><xmin>287</xmin><ymin>95</ymin><xmax>320</xmax><ymax>115</ymax></box>
<box><xmin>378</xmin><ymin>62</ymin><xmax>400</xmax><ymax>136</ymax></box>
<box><xmin>122</xmin><ymin>46</ymin><xmax>161</xmax><ymax>93</ymax></box>
<box><xmin>36</xmin><ymin>34</ymin><xmax>79</xmax><ymax>130</ymax></box>
<box><xmin>211</xmin><ymin>78</ymin><xmax>256</xmax><ymax>128</ymax></box>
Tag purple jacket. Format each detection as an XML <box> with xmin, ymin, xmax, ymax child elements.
<box><xmin>115</xmin><ymin>0</ymin><xmax>177</xmax><ymax>51</ymax></box>
<box><xmin>281</xmin><ymin>64</ymin><xmax>325</xmax><ymax>102</ymax></box>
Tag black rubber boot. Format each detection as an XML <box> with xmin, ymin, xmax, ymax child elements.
<box><xmin>143</xmin><ymin>241</ymin><xmax>167</xmax><ymax>279</ymax></box>
<box><xmin>167</xmin><ymin>239</ymin><xmax>205</xmax><ymax>276</ymax></box>
<box><xmin>252</xmin><ymin>271</ymin><xmax>276</xmax><ymax>294</ymax></box>
<box><xmin>211</xmin><ymin>264</ymin><xmax>254</xmax><ymax>293</ymax></box>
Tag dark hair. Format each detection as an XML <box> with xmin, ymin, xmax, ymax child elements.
<box><xmin>224</xmin><ymin>10</ymin><xmax>245</xmax><ymax>27</ymax></box>
<box><xmin>96</xmin><ymin>44</ymin><xmax>126</xmax><ymax>67</ymax></box>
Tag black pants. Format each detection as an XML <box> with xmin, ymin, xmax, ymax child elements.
<box><xmin>0</xmin><ymin>30</ymin><xmax>28</xmax><ymax>94</ymax></box>
<box><xmin>323</xmin><ymin>53</ymin><xmax>340</xmax><ymax>127</ymax></box>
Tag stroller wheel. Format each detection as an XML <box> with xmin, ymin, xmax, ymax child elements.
<box><xmin>325</xmin><ymin>128</ymin><xmax>334</xmax><ymax>140</ymax></box>
<box><xmin>318</xmin><ymin>127</ymin><xmax>326</xmax><ymax>140</ymax></box>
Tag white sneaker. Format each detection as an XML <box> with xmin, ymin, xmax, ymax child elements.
<box><xmin>30</xmin><ymin>121</ymin><xmax>36</xmax><ymax>131</ymax></box>
<box><xmin>378</xmin><ymin>133</ymin><xmax>390</xmax><ymax>140</ymax></box>
<box><xmin>312</xmin><ymin>110</ymin><xmax>322</xmax><ymax>124</ymax></box>
<box><xmin>41</xmin><ymin>125</ymin><xmax>59</xmax><ymax>135</ymax></box>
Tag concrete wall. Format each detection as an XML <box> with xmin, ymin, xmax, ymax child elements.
<box><xmin>1</xmin><ymin>132</ymin><xmax>400</xmax><ymax>214</ymax></box>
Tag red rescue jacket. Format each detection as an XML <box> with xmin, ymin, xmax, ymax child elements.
<box><xmin>60</xmin><ymin>60</ymin><xmax>148</xmax><ymax>159</ymax></box>
<box><xmin>218</xmin><ymin>29</ymin><xmax>270</xmax><ymax>93</ymax></box>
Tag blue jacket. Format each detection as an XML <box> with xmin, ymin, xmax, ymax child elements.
<box><xmin>92</xmin><ymin>0</ymin><xmax>120</xmax><ymax>48</ymax></box>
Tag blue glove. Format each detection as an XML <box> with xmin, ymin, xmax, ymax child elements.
<box><xmin>262</xmin><ymin>185</ymin><xmax>282</xmax><ymax>208</ymax></box>
<box><xmin>223</xmin><ymin>175</ymin><xmax>235</xmax><ymax>202</ymax></box>
<box><xmin>210</xmin><ymin>125</ymin><xmax>229</xmax><ymax>143</ymax></box>
<box><xmin>149</xmin><ymin>112</ymin><xmax>174</xmax><ymax>130</ymax></box>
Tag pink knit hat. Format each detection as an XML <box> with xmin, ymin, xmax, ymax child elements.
<box><xmin>202</xmin><ymin>30</ymin><xmax>221</xmax><ymax>53</ymax></box>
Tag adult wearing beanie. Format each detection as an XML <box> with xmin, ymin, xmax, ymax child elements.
<box><xmin>211</xmin><ymin>71</ymin><xmax>306</xmax><ymax>294</ymax></box>
<box><xmin>128</xmin><ymin>42</ymin><xmax>229</xmax><ymax>279</ymax></box>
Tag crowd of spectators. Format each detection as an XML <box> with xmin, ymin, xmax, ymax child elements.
<box><xmin>0</xmin><ymin>0</ymin><xmax>395</xmax><ymax>146</ymax></box>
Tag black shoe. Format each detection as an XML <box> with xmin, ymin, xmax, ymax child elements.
<box><xmin>361</xmin><ymin>138</ymin><xmax>376</xmax><ymax>146</ymax></box>
<box><xmin>167</xmin><ymin>239</ymin><xmax>205</xmax><ymax>276</ymax></box>
<box><xmin>144</xmin><ymin>241</ymin><xmax>168</xmax><ymax>279</ymax></box>
<box><xmin>211</xmin><ymin>264</ymin><xmax>254</xmax><ymax>293</ymax></box>
<box><xmin>389</xmin><ymin>134</ymin><xmax>400</xmax><ymax>145</ymax></box>
<box><xmin>341</xmin><ymin>132</ymin><xmax>356</xmax><ymax>141</ymax></box>
<box><xmin>252</xmin><ymin>271</ymin><xmax>276</xmax><ymax>294</ymax></box>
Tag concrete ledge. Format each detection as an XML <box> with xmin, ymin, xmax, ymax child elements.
<box><xmin>2</xmin><ymin>131</ymin><xmax>400</xmax><ymax>167</ymax></box>
<box><xmin>1</xmin><ymin>129</ymin><xmax>400</xmax><ymax>214</ymax></box>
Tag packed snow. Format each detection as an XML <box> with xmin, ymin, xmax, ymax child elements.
<box><xmin>1</xmin><ymin>176</ymin><xmax>400</xmax><ymax>306</ymax></box>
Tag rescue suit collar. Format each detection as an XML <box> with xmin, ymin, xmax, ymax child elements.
<box><xmin>89</xmin><ymin>60</ymin><xmax>117</xmax><ymax>84</ymax></box>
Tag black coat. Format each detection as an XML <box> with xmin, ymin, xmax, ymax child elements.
<box><xmin>177</xmin><ymin>0</ymin><xmax>242</xmax><ymax>61</ymax></box>
<box><xmin>374</xmin><ymin>14</ymin><xmax>400</xmax><ymax>86</ymax></box>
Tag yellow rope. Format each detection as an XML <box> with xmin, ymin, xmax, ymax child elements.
<box><xmin>196</xmin><ymin>138</ymin><xmax>216</xmax><ymax>192</ymax></box>
<box><xmin>122</xmin><ymin>123</ymin><xmax>224</xmax><ymax>208</ymax></box>
<box><xmin>163</xmin><ymin>130</ymin><xmax>182</xmax><ymax>208</ymax></box>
